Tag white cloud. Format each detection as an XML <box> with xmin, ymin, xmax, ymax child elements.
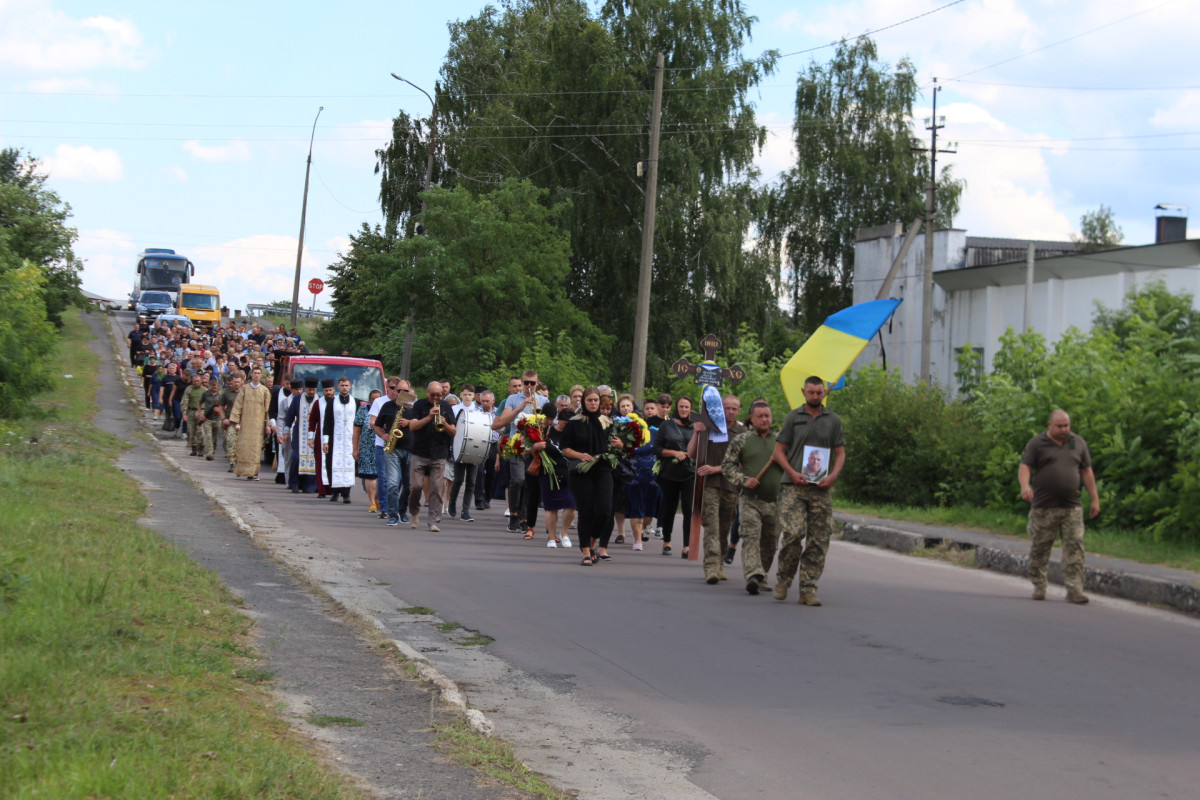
<box><xmin>41</xmin><ymin>144</ymin><xmax>123</xmax><ymax>182</ymax></box>
<box><xmin>0</xmin><ymin>1</ymin><xmax>145</xmax><ymax>72</ymax></box>
<box><xmin>77</xmin><ymin>228</ymin><xmax>138</xmax><ymax>303</ymax></box>
<box><xmin>164</xmin><ymin>166</ymin><xmax>188</xmax><ymax>182</ymax></box>
<box><xmin>326</xmin><ymin>235</ymin><xmax>352</xmax><ymax>260</ymax></box>
<box><xmin>936</xmin><ymin>101</ymin><xmax>1073</xmax><ymax>239</ymax></box>
<box><xmin>1149</xmin><ymin>90</ymin><xmax>1200</xmax><ymax>129</ymax></box>
<box><xmin>25</xmin><ymin>76</ymin><xmax>120</xmax><ymax>95</ymax></box>
<box><xmin>183</xmin><ymin>140</ymin><xmax>252</xmax><ymax>163</ymax></box>
<box><xmin>754</xmin><ymin>111</ymin><xmax>796</xmax><ymax>183</ymax></box>
<box><xmin>190</xmin><ymin>235</ymin><xmax>332</xmax><ymax>313</ymax></box>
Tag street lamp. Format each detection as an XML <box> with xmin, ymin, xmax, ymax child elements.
<box><xmin>389</xmin><ymin>73</ymin><xmax>438</xmax><ymax>380</ymax></box>
<box><xmin>290</xmin><ymin>106</ymin><xmax>323</xmax><ymax>331</ymax></box>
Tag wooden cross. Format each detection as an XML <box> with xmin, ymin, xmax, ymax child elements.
<box><xmin>670</xmin><ymin>333</ymin><xmax>746</xmax><ymax>388</ymax></box>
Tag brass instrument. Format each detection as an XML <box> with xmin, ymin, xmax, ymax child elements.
<box><xmin>433</xmin><ymin>403</ymin><xmax>446</xmax><ymax>433</ymax></box>
<box><xmin>383</xmin><ymin>389</ymin><xmax>417</xmax><ymax>454</ymax></box>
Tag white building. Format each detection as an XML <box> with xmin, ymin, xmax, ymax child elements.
<box><xmin>850</xmin><ymin>218</ymin><xmax>1200</xmax><ymax>389</ymax></box>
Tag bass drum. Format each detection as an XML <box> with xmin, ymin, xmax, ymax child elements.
<box><xmin>452</xmin><ymin>408</ymin><xmax>492</xmax><ymax>465</ymax></box>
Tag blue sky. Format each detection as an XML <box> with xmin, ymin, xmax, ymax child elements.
<box><xmin>3</xmin><ymin>0</ymin><xmax>1197</xmax><ymax>315</ymax></box>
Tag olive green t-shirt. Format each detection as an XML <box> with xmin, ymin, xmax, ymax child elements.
<box><xmin>776</xmin><ymin>405</ymin><xmax>845</xmax><ymax>485</ymax></box>
<box><xmin>1021</xmin><ymin>431</ymin><xmax>1092</xmax><ymax>508</ymax></box>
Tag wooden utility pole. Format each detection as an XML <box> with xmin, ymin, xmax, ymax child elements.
<box><xmin>290</xmin><ymin>106</ymin><xmax>323</xmax><ymax>330</ymax></box>
<box><xmin>630</xmin><ymin>52</ymin><xmax>665</xmax><ymax>401</ymax></box>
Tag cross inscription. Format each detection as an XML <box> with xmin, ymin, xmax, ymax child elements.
<box><xmin>670</xmin><ymin>333</ymin><xmax>746</xmax><ymax>388</ymax></box>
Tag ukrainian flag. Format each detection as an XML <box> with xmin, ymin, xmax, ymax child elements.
<box><xmin>780</xmin><ymin>299</ymin><xmax>902</xmax><ymax>408</ymax></box>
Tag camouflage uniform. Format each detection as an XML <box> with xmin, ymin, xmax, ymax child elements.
<box><xmin>198</xmin><ymin>387</ymin><xmax>221</xmax><ymax>459</ymax></box>
<box><xmin>772</xmin><ymin>403</ymin><xmax>844</xmax><ymax>600</ymax></box>
<box><xmin>736</xmin><ymin>494</ymin><xmax>779</xmax><ymax>582</ymax></box>
<box><xmin>182</xmin><ymin>383</ymin><xmax>205</xmax><ymax>453</ymax></box>
<box><xmin>721</xmin><ymin>428</ymin><xmax>782</xmax><ymax>584</ymax></box>
<box><xmin>1028</xmin><ymin>507</ymin><xmax>1086</xmax><ymax>594</ymax></box>
<box><xmin>217</xmin><ymin>385</ymin><xmax>240</xmax><ymax>468</ymax></box>
<box><xmin>775</xmin><ymin>484</ymin><xmax>834</xmax><ymax>595</ymax></box>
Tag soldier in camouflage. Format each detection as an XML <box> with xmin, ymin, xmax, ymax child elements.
<box><xmin>721</xmin><ymin>401</ymin><xmax>784</xmax><ymax>595</ymax></box>
<box><xmin>181</xmin><ymin>372</ymin><xmax>205</xmax><ymax>457</ymax></box>
<box><xmin>770</xmin><ymin>377</ymin><xmax>845</xmax><ymax>607</ymax></box>
<box><xmin>1018</xmin><ymin>409</ymin><xmax>1100</xmax><ymax>604</ymax></box>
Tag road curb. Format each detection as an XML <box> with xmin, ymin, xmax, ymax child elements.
<box><xmin>839</xmin><ymin>519</ymin><xmax>1200</xmax><ymax>615</ymax></box>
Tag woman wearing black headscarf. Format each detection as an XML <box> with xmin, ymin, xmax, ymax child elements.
<box><xmin>561</xmin><ymin>386</ymin><xmax>622</xmax><ymax>566</ymax></box>
<box><xmin>653</xmin><ymin>395</ymin><xmax>696</xmax><ymax>557</ymax></box>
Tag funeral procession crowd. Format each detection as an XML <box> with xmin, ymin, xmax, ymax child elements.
<box><xmin>127</xmin><ymin>316</ymin><xmax>1099</xmax><ymax>607</ymax></box>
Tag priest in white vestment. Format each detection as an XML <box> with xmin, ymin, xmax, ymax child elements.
<box><xmin>309</xmin><ymin>377</ymin><xmax>357</xmax><ymax>503</ymax></box>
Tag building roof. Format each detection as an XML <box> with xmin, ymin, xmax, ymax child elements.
<box><xmin>934</xmin><ymin>238</ymin><xmax>1200</xmax><ymax>291</ymax></box>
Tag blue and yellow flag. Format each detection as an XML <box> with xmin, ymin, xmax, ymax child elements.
<box><xmin>780</xmin><ymin>299</ymin><xmax>902</xmax><ymax>408</ymax></box>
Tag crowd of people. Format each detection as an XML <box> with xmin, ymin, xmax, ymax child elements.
<box><xmin>124</xmin><ymin>317</ymin><xmax>856</xmax><ymax>604</ymax></box>
<box><xmin>124</xmin><ymin>314</ymin><xmax>1100</xmax><ymax>608</ymax></box>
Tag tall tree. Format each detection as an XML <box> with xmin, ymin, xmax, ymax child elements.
<box><xmin>0</xmin><ymin>148</ymin><xmax>83</xmax><ymax>326</ymax></box>
<box><xmin>764</xmin><ymin>38</ymin><xmax>962</xmax><ymax>333</ymax></box>
<box><xmin>1072</xmin><ymin>204</ymin><xmax>1123</xmax><ymax>253</ymax></box>
<box><xmin>375</xmin><ymin>0</ymin><xmax>779</xmax><ymax>379</ymax></box>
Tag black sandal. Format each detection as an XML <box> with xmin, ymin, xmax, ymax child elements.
<box><xmin>662</xmin><ymin>545</ymin><xmax>672</xmax><ymax>556</ymax></box>
<box><xmin>580</xmin><ymin>556</ymin><xmax>594</xmax><ymax>566</ymax></box>
<box><xmin>614</xmin><ymin>535</ymin><xmax>625</xmax><ymax>544</ymax></box>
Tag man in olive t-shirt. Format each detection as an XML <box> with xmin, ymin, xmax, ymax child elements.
<box><xmin>1018</xmin><ymin>409</ymin><xmax>1100</xmax><ymax>604</ymax></box>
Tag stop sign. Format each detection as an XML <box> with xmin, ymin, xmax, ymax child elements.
<box><xmin>308</xmin><ymin>278</ymin><xmax>324</xmax><ymax>295</ymax></box>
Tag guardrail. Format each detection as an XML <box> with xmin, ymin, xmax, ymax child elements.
<box><xmin>244</xmin><ymin>304</ymin><xmax>335</xmax><ymax>320</ymax></box>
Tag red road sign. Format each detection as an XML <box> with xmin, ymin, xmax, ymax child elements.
<box><xmin>307</xmin><ymin>278</ymin><xmax>325</xmax><ymax>295</ymax></box>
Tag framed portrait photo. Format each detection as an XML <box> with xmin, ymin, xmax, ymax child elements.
<box><xmin>800</xmin><ymin>445</ymin><xmax>830</xmax><ymax>483</ymax></box>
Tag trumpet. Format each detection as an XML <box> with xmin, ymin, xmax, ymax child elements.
<box><xmin>433</xmin><ymin>404</ymin><xmax>446</xmax><ymax>433</ymax></box>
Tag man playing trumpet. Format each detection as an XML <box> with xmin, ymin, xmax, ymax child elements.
<box><xmin>404</xmin><ymin>381</ymin><xmax>457</xmax><ymax>532</ymax></box>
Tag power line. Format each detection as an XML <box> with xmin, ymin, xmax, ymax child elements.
<box><xmin>948</xmin><ymin>79</ymin><xmax>1200</xmax><ymax>92</ymax></box>
<box><xmin>952</xmin><ymin>0</ymin><xmax>1181</xmax><ymax>80</ymax></box>
<box><xmin>768</xmin><ymin>0</ymin><xmax>967</xmax><ymax>64</ymax></box>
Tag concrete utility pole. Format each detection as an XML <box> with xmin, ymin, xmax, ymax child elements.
<box><xmin>918</xmin><ymin>79</ymin><xmax>955</xmax><ymax>384</ymax></box>
<box><xmin>630</xmin><ymin>52</ymin><xmax>665</xmax><ymax>402</ymax></box>
<box><xmin>290</xmin><ymin>106</ymin><xmax>323</xmax><ymax>330</ymax></box>
<box><xmin>1024</xmin><ymin>241</ymin><xmax>1035</xmax><ymax>330</ymax></box>
<box><xmin>390</xmin><ymin>74</ymin><xmax>438</xmax><ymax>381</ymax></box>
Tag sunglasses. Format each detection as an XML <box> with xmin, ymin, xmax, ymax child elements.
<box><xmin>523</xmin><ymin>380</ymin><xmax>537</xmax><ymax>386</ymax></box>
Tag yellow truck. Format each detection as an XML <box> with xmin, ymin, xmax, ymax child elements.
<box><xmin>176</xmin><ymin>284</ymin><xmax>221</xmax><ymax>331</ymax></box>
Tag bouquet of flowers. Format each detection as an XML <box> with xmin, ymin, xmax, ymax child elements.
<box><xmin>517</xmin><ymin>413</ymin><xmax>560</xmax><ymax>489</ymax></box>
<box><xmin>609</xmin><ymin>413</ymin><xmax>651</xmax><ymax>455</ymax></box>
<box><xmin>499</xmin><ymin>433</ymin><xmax>524</xmax><ymax>460</ymax></box>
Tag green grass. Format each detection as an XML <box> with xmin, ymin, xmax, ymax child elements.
<box><xmin>0</xmin><ymin>309</ymin><xmax>367</xmax><ymax>800</ymax></box>
<box><xmin>839</xmin><ymin>500</ymin><xmax>1200</xmax><ymax>573</ymax></box>
<box><xmin>434</xmin><ymin>718</ymin><xmax>566</xmax><ymax>800</ymax></box>
<box><xmin>306</xmin><ymin>715</ymin><xmax>365</xmax><ymax>728</ymax></box>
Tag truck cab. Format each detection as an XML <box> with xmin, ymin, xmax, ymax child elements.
<box><xmin>176</xmin><ymin>284</ymin><xmax>221</xmax><ymax>331</ymax></box>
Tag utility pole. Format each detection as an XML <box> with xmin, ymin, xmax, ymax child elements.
<box><xmin>630</xmin><ymin>52</ymin><xmax>664</xmax><ymax>401</ymax></box>
<box><xmin>390</xmin><ymin>74</ymin><xmax>438</xmax><ymax>382</ymax></box>
<box><xmin>290</xmin><ymin>106</ymin><xmax>323</xmax><ymax>331</ymax></box>
<box><xmin>917</xmin><ymin>79</ymin><xmax>955</xmax><ymax>384</ymax></box>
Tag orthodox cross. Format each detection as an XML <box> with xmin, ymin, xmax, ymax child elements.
<box><xmin>670</xmin><ymin>333</ymin><xmax>746</xmax><ymax>388</ymax></box>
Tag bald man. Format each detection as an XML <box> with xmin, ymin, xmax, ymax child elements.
<box><xmin>403</xmin><ymin>381</ymin><xmax>457</xmax><ymax>532</ymax></box>
<box><xmin>1018</xmin><ymin>409</ymin><xmax>1100</xmax><ymax>604</ymax></box>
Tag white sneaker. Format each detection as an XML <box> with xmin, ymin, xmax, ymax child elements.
<box><xmin>546</xmin><ymin>539</ymin><xmax>557</xmax><ymax>548</ymax></box>
<box><xmin>504</xmin><ymin>509</ymin><xmax>511</xmax><ymax>517</ymax></box>
<box><xmin>560</xmin><ymin>535</ymin><xmax>572</xmax><ymax>548</ymax></box>
<box><xmin>569</xmin><ymin>518</ymin><xmax>577</xmax><ymax>529</ymax></box>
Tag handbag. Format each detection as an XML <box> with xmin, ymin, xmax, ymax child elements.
<box><xmin>162</xmin><ymin>412</ymin><xmax>177</xmax><ymax>432</ymax></box>
<box><xmin>613</xmin><ymin>456</ymin><xmax>635</xmax><ymax>484</ymax></box>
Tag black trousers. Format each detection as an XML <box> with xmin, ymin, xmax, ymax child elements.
<box><xmin>569</xmin><ymin>465</ymin><xmax>614</xmax><ymax>552</ymax></box>
<box><xmin>658</xmin><ymin>476</ymin><xmax>694</xmax><ymax>548</ymax></box>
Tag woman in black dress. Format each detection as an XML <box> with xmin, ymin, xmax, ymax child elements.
<box><xmin>653</xmin><ymin>395</ymin><xmax>696</xmax><ymax>557</ymax></box>
<box><xmin>561</xmin><ymin>387</ymin><xmax>622</xmax><ymax>566</ymax></box>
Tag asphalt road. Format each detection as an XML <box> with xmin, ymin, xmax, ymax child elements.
<box><xmin>117</xmin><ymin>311</ymin><xmax>1200</xmax><ymax>800</ymax></box>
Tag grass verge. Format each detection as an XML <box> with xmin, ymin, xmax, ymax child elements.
<box><xmin>0</xmin><ymin>309</ymin><xmax>367</xmax><ymax>800</ymax></box>
<box><xmin>434</xmin><ymin>718</ymin><xmax>566</xmax><ymax>800</ymax></box>
<box><xmin>839</xmin><ymin>500</ymin><xmax>1200</xmax><ymax>573</ymax></box>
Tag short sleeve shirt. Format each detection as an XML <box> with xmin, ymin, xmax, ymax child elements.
<box><xmin>776</xmin><ymin>405</ymin><xmax>845</xmax><ymax>485</ymax></box>
<box><xmin>1021</xmin><ymin>431</ymin><xmax>1092</xmax><ymax>508</ymax></box>
<box><xmin>405</xmin><ymin>398</ymin><xmax>456</xmax><ymax>460</ymax></box>
<box><xmin>502</xmin><ymin>392</ymin><xmax>538</xmax><ymax>436</ymax></box>
<box><xmin>368</xmin><ymin>395</ymin><xmax>389</xmax><ymax>448</ymax></box>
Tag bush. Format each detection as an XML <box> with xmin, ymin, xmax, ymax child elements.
<box><xmin>0</xmin><ymin>263</ymin><xmax>57</xmax><ymax>415</ymax></box>
<box><xmin>828</xmin><ymin>365</ymin><xmax>987</xmax><ymax>507</ymax></box>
